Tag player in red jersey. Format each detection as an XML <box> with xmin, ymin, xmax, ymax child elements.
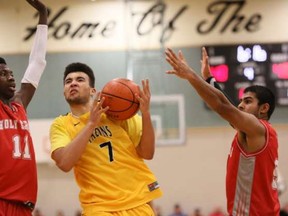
<box><xmin>165</xmin><ymin>47</ymin><xmax>280</xmax><ymax>216</ymax></box>
<box><xmin>0</xmin><ymin>1</ymin><xmax>47</xmax><ymax>215</ymax></box>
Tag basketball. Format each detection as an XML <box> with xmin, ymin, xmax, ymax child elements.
<box><xmin>101</xmin><ymin>78</ymin><xmax>140</xmax><ymax>120</ymax></box>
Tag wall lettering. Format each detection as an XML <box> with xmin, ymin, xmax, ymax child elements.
<box><xmin>23</xmin><ymin>0</ymin><xmax>263</xmax><ymax>44</ymax></box>
<box><xmin>197</xmin><ymin>0</ymin><xmax>262</xmax><ymax>34</ymax></box>
<box><xmin>24</xmin><ymin>7</ymin><xmax>116</xmax><ymax>41</ymax></box>
<box><xmin>133</xmin><ymin>2</ymin><xmax>188</xmax><ymax>43</ymax></box>
<box><xmin>24</xmin><ymin>2</ymin><xmax>187</xmax><ymax>44</ymax></box>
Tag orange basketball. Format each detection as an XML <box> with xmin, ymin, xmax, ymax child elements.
<box><xmin>101</xmin><ymin>78</ymin><xmax>140</xmax><ymax>120</ymax></box>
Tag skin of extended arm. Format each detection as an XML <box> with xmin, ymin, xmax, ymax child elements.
<box><xmin>136</xmin><ymin>111</ymin><xmax>155</xmax><ymax>160</ymax></box>
<box><xmin>165</xmin><ymin>48</ymin><xmax>266</xmax><ymax>152</ymax></box>
<box><xmin>52</xmin><ymin>122</ymin><xmax>96</xmax><ymax>172</ymax></box>
<box><xmin>135</xmin><ymin>79</ymin><xmax>155</xmax><ymax>160</ymax></box>
<box><xmin>52</xmin><ymin>94</ymin><xmax>108</xmax><ymax>172</ymax></box>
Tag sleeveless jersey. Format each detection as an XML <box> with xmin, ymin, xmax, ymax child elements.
<box><xmin>50</xmin><ymin>112</ymin><xmax>163</xmax><ymax>213</ymax></box>
<box><xmin>226</xmin><ymin>120</ymin><xmax>280</xmax><ymax>216</ymax></box>
<box><xmin>0</xmin><ymin>101</ymin><xmax>37</xmax><ymax>203</ymax></box>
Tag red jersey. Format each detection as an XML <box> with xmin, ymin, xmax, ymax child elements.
<box><xmin>226</xmin><ymin>120</ymin><xmax>280</xmax><ymax>216</ymax></box>
<box><xmin>0</xmin><ymin>101</ymin><xmax>37</xmax><ymax>204</ymax></box>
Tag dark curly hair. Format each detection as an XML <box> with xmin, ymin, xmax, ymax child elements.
<box><xmin>0</xmin><ymin>57</ymin><xmax>7</xmax><ymax>64</ymax></box>
<box><xmin>63</xmin><ymin>62</ymin><xmax>95</xmax><ymax>87</ymax></box>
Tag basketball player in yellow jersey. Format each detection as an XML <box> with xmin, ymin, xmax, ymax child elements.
<box><xmin>49</xmin><ymin>62</ymin><xmax>163</xmax><ymax>216</ymax></box>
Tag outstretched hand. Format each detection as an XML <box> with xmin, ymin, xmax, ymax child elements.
<box><xmin>165</xmin><ymin>48</ymin><xmax>194</xmax><ymax>80</ymax></box>
<box><xmin>26</xmin><ymin>0</ymin><xmax>48</xmax><ymax>24</ymax></box>
<box><xmin>201</xmin><ymin>47</ymin><xmax>213</xmax><ymax>80</ymax></box>
<box><xmin>26</xmin><ymin>0</ymin><xmax>46</xmax><ymax>12</ymax></box>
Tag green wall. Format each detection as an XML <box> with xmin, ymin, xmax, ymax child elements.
<box><xmin>3</xmin><ymin>47</ymin><xmax>288</xmax><ymax>127</ymax></box>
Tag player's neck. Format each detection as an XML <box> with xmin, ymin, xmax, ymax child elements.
<box><xmin>70</xmin><ymin>104</ymin><xmax>90</xmax><ymax>117</ymax></box>
<box><xmin>0</xmin><ymin>97</ymin><xmax>13</xmax><ymax>108</ymax></box>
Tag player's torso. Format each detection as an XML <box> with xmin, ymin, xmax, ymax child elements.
<box><xmin>226</xmin><ymin>122</ymin><xmax>279</xmax><ymax>215</ymax></box>
<box><xmin>0</xmin><ymin>102</ymin><xmax>37</xmax><ymax>203</ymax></box>
<box><xmin>65</xmin><ymin>113</ymin><xmax>141</xmax><ymax>167</ymax></box>
<box><xmin>62</xmin><ymin>113</ymin><xmax>162</xmax><ymax>211</ymax></box>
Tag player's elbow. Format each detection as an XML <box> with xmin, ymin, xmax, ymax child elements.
<box><xmin>141</xmin><ymin>150</ymin><xmax>155</xmax><ymax>160</ymax></box>
<box><xmin>142</xmin><ymin>152</ymin><xmax>154</xmax><ymax>160</ymax></box>
<box><xmin>56</xmin><ymin>161</ymin><xmax>73</xmax><ymax>173</ymax></box>
<box><xmin>136</xmin><ymin>145</ymin><xmax>155</xmax><ymax>160</ymax></box>
<box><xmin>51</xmin><ymin>150</ymin><xmax>74</xmax><ymax>172</ymax></box>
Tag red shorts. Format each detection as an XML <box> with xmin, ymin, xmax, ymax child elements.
<box><xmin>0</xmin><ymin>199</ymin><xmax>32</xmax><ymax>216</ymax></box>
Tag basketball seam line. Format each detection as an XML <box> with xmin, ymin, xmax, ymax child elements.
<box><xmin>102</xmin><ymin>92</ymin><xmax>140</xmax><ymax>104</ymax></box>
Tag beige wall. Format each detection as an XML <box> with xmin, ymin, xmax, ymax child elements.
<box><xmin>1</xmin><ymin>0</ymin><xmax>288</xmax><ymax>54</ymax></box>
<box><xmin>36</xmin><ymin>125</ymin><xmax>288</xmax><ymax>216</ymax></box>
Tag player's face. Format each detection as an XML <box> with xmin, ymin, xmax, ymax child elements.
<box><xmin>237</xmin><ymin>92</ymin><xmax>261</xmax><ymax>118</ymax></box>
<box><xmin>63</xmin><ymin>72</ymin><xmax>93</xmax><ymax>105</ymax></box>
<box><xmin>0</xmin><ymin>64</ymin><xmax>16</xmax><ymax>101</ymax></box>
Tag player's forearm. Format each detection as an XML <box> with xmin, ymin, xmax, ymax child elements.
<box><xmin>53</xmin><ymin>123</ymin><xmax>95</xmax><ymax>172</ymax></box>
<box><xmin>206</xmin><ymin>76</ymin><xmax>236</xmax><ymax>106</ymax></box>
<box><xmin>21</xmin><ymin>25</ymin><xmax>48</xmax><ymax>88</ymax></box>
<box><xmin>38</xmin><ymin>6</ymin><xmax>48</xmax><ymax>25</ymax></box>
<box><xmin>136</xmin><ymin>112</ymin><xmax>155</xmax><ymax>160</ymax></box>
<box><xmin>187</xmin><ymin>71</ymin><xmax>230</xmax><ymax>113</ymax></box>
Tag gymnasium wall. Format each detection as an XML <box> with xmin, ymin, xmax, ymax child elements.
<box><xmin>35</xmin><ymin>125</ymin><xmax>288</xmax><ymax>216</ymax></box>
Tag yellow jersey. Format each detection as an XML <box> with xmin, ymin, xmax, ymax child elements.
<box><xmin>50</xmin><ymin>112</ymin><xmax>162</xmax><ymax>213</ymax></box>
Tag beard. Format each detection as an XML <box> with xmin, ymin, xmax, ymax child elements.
<box><xmin>65</xmin><ymin>95</ymin><xmax>90</xmax><ymax>106</ymax></box>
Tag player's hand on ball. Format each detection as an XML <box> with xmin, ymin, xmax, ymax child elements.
<box><xmin>89</xmin><ymin>92</ymin><xmax>109</xmax><ymax>127</ymax></box>
<box><xmin>137</xmin><ymin>79</ymin><xmax>151</xmax><ymax>115</ymax></box>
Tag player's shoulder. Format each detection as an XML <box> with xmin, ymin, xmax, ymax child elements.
<box><xmin>259</xmin><ymin>119</ymin><xmax>277</xmax><ymax>134</ymax></box>
<box><xmin>52</xmin><ymin>112</ymin><xmax>70</xmax><ymax>124</ymax></box>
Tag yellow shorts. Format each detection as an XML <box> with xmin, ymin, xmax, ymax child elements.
<box><xmin>82</xmin><ymin>203</ymin><xmax>154</xmax><ymax>216</ymax></box>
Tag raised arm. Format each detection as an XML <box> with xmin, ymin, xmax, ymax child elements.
<box><xmin>14</xmin><ymin>0</ymin><xmax>48</xmax><ymax>109</ymax></box>
<box><xmin>27</xmin><ymin>0</ymin><xmax>48</xmax><ymax>25</ymax></box>
<box><xmin>201</xmin><ymin>47</ymin><xmax>236</xmax><ymax>106</ymax></box>
<box><xmin>135</xmin><ymin>79</ymin><xmax>155</xmax><ymax>160</ymax></box>
<box><xmin>165</xmin><ymin>48</ymin><xmax>264</xmax><ymax>139</ymax></box>
<box><xmin>165</xmin><ymin>48</ymin><xmax>232</xmax><ymax>113</ymax></box>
